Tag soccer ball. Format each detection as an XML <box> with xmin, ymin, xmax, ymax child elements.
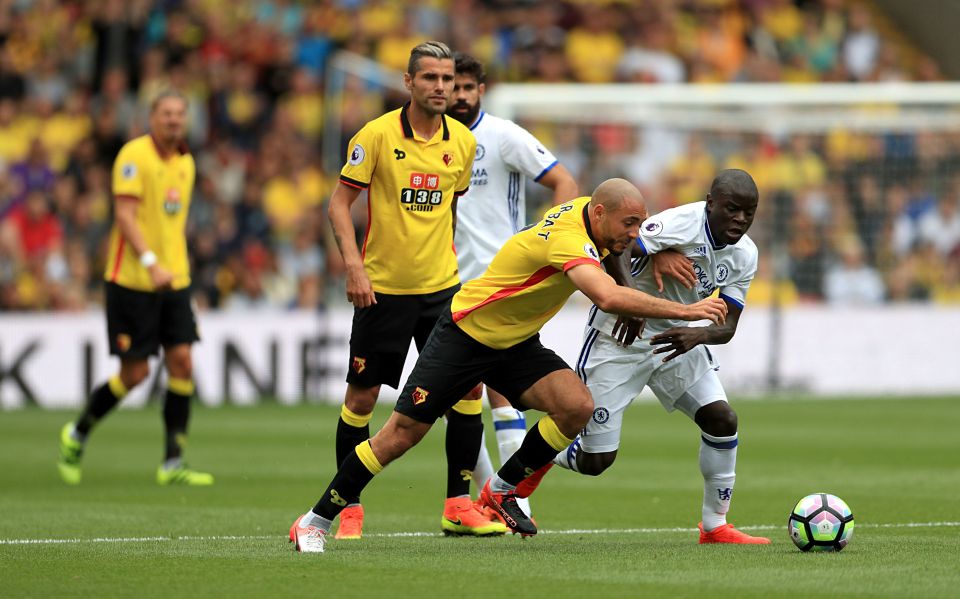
<box><xmin>787</xmin><ymin>493</ymin><xmax>854</xmax><ymax>552</ymax></box>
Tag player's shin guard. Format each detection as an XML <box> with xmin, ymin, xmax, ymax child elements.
<box><xmin>496</xmin><ymin>416</ymin><xmax>573</xmax><ymax>488</ymax></box>
<box><xmin>75</xmin><ymin>375</ymin><xmax>129</xmax><ymax>438</ymax></box>
<box><xmin>313</xmin><ymin>441</ymin><xmax>382</xmax><ymax>520</ymax></box>
<box><xmin>446</xmin><ymin>400</ymin><xmax>483</xmax><ymax>497</ymax></box>
<box><xmin>336</xmin><ymin>405</ymin><xmax>372</xmax><ymax>468</ymax></box>
<box><xmin>552</xmin><ymin>434</ymin><xmax>582</xmax><ymax>472</ymax></box>
<box><xmin>163</xmin><ymin>377</ymin><xmax>194</xmax><ymax>462</ymax></box>
<box><xmin>700</xmin><ymin>431</ymin><xmax>738</xmax><ymax>531</ymax></box>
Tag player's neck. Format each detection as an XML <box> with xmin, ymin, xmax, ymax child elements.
<box><xmin>152</xmin><ymin>134</ymin><xmax>182</xmax><ymax>157</ymax></box>
<box><xmin>406</xmin><ymin>103</ymin><xmax>442</xmax><ymax>139</ymax></box>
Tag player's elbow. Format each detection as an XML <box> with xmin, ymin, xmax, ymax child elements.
<box><xmin>590</xmin><ymin>288</ymin><xmax>621</xmax><ymax>314</ymax></box>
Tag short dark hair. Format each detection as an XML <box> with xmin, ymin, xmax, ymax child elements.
<box><xmin>454</xmin><ymin>52</ymin><xmax>486</xmax><ymax>84</ymax></box>
<box><xmin>710</xmin><ymin>169</ymin><xmax>758</xmax><ymax>202</ymax></box>
<box><xmin>150</xmin><ymin>89</ymin><xmax>188</xmax><ymax>112</ymax></box>
<box><xmin>407</xmin><ymin>41</ymin><xmax>453</xmax><ymax>75</ymax></box>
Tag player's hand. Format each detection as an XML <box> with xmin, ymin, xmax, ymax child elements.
<box><xmin>649</xmin><ymin>327</ymin><xmax>707</xmax><ymax>362</ymax></box>
<box><xmin>611</xmin><ymin>315</ymin><xmax>644</xmax><ymax>346</ymax></box>
<box><xmin>683</xmin><ymin>298</ymin><xmax>727</xmax><ymax>324</ymax></box>
<box><xmin>345</xmin><ymin>263</ymin><xmax>377</xmax><ymax>308</ymax></box>
<box><xmin>651</xmin><ymin>250</ymin><xmax>695</xmax><ymax>292</ymax></box>
<box><xmin>148</xmin><ymin>264</ymin><xmax>174</xmax><ymax>291</ymax></box>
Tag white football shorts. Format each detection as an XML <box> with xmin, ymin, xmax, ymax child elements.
<box><xmin>576</xmin><ymin>327</ymin><xmax>727</xmax><ymax>453</ymax></box>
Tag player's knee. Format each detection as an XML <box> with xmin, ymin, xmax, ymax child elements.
<box><xmin>345</xmin><ymin>385</ymin><xmax>379</xmax><ymax>415</ymax></box>
<box><xmin>697</xmin><ymin>402</ymin><xmax>738</xmax><ymax>437</ymax></box>
<box><xmin>167</xmin><ymin>355</ymin><xmax>192</xmax><ymax>379</ymax></box>
<box><xmin>554</xmin><ymin>392</ymin><xmax>592</xmax><ymax>437</ymax></box>
<box><xmin>376</xmin><ymin>416</ymin><xmax>429</xmax><ymax>465</ymax></box>
<box><xmin>577</xmin><ymin>451</ymin><xmax>616</xmax><ymax>476</ymax></box>
<box><xmin>464</xmin><ymin>383</ymin><xmax>483</xmax><ymax>401</ymax></box>
<box><xmin>120</xmin><ymin>361</ymin><xmax>150</xmax><ymax>388</ymax></box>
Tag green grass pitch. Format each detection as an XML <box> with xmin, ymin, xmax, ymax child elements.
<box><xmin>1</xmin><ymin>396</ymin><xmax>958</xmax><ymax>598</ymax></box>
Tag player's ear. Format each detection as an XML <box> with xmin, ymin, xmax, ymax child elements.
<box><xmin>403</xmin><ymin>72</ymin><xmax>413</xmax><ymax>91</ymax></box>
<box><xmin>478</xmin><ymin>82</ymin><xmax>486</xmax><ymax>97</ymax></box>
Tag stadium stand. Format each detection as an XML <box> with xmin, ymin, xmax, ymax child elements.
<box><xmin>0</xmin><ymin>0</ymin><xmax>957</xmax><ymax>311</ymax></box>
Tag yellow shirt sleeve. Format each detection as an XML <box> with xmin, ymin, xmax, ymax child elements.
<box><xmin>339</xmin><ymin>124</ymin><xmax>381</xmax><ymax>188</ymax></box>
<box><xmin>455</xmin><ymin>136</ymin><xmax>476</xmax><ymax>195</ymax></box>
<box><xmin>548</xmin><ymin>229</ymin><xmax>603</xmax><ymax>273</ymax></box>
<box><xmin>112</xmin><ymin>143</ymin><xmax>144</xmax><ymax>199</ymax></box>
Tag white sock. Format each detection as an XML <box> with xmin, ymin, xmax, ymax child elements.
<box><xmin>69</xmin><ymin>423</ymin><xmax>86</xmax><ymax>444</ymax></box>
<box><xmin>163</xmin><ymin>457</ymin><xmax>182</xmax><ymax>471</ymax></box>
<box><xmin>490</xmin><ymin>474</ymin><xmax>516</xmax><ymax>494</ymax></box>
<box><xmin>473</xmin><ymin>431</ymin><xmax>496</xmax><ymax>492</ymax></box>
<box><xmin>699</xmin><ymin>431</ymin><xmax>738</xmax><ymax>531</ymax></box>
<box><xmin>552</xmin><ymin>435</ymin><xmax>582</xmax><ymax>472</ymax></box>
<box><xmin>491</xmin><ymin>406</ymin><xmax>526</xmax><ymax>465</ymax></box>
<box><xmin>491</xmin><ymin>407</ymin><xmax>530</xmax><ymax>513</ymax></box>
<box><xmin>300</xmin><ymin>511</ymin><xmax>333</xmax><ymax>533</ymax></box>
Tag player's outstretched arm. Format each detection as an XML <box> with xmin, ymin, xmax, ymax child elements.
<box><xmin>537</xmin><ymin>163</ymin><xmax>578</xmax><ymax>206</ymax></box>
<box><xmin>328</xmin><ymin>182</ymin><xmax>376</xmax><ymax>308</ymax></box>
<box><xmin>650</xmin><ymin>301</ymin><xmax>744</xmax><ymax>362</ymax></box>
<box><xmin>567</xmin><ymin>264</ymin><xmax>726</xmax><ymax>324</ymax></box>
<box><xmin>602</xmin><ymin>252</ymin><xmax>644</xmax><ymax>346</ymax></box>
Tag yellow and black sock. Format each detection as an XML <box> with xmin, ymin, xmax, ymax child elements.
<box><xmin>75</xmin><ymin>375</ymin><xmax>129</xmax><ymax>437</ymax></box>
<box><xmin>336</xmin><ymin>405</ymin><xmax>372</xmax><ymax>467</ymax></box>
<box><xmin>313</xmin><ymin>440</ymin><xmax>382</xmax><ymax>520</ymax></box>
<box><xmin>445</xmin><ymin>399</ymin><xmax>483</xmax><ymax>497</ymax></box>
<box><xmin>163</xmin><ymin>377</ymin><xmax>194</xmax><ymax>462</ymax></box>
<box><xmin>497</xmin><ymin>416</ymin><xmax>574</xmax><ymax>486</ymax></box>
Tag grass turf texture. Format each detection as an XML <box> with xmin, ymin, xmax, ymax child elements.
<box><xmin>1</xmin><ymin>397</ymin><xmax>958</xmax><ymax>598</ymax></box>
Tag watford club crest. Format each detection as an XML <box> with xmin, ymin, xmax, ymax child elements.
<box><xmin>442</xmin><ymin>151</ymin><xmax>454</xmax><ymax>166</ymax></box>
<box><xmin>352</xmin><ymin>356</ymin><xmax>366</xmax><ymax>374</ymax></box>
<box><xmin>116</xmin><ymin>334</ymin><xmax>132</xmax><ymax>352</ymax></box>
<box><xmin>412</xmin><ymin>387</ymin><xmax>429</xmax><ymax>405</ymax></box>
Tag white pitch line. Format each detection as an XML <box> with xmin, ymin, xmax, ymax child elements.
<box><xmin>1</xmin><ymin>521</ymin><xmax>957</xmax><ymax>546</ymax></box>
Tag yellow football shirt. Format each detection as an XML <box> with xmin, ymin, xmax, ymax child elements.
<box><xmin>340</xmin><ymin>103</ymin><xmax>475</xmax><ymax>295</ymax></box>
<box><xmin>451</xmin><ymin>196</ymin><xmax>608</xmax><ymax>349</ymax></box>
<box><xmin>105</xmin><ymin>135</ymin><xmax>195</xmax><ymax>291</ymax></box>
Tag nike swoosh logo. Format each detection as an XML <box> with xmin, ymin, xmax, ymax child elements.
<box><xmin>447</xmin><ymin>518</ymin><xmax>463</xmax><ymax>526</ymax></box>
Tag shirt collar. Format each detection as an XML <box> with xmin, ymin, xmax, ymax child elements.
<box><xmin>400</xmin><ymin>102</ymin><xmax>450</xmax><ymax>141</ymax></box>
<box><xmin>703</xmin><ymin>206</ymin><xmax>726</xmax><ymax>250</ymax></box>
<box><xmin>469</xmin><ymin>110</ymin><xmax>485</xmax><ymax>131</ymax></box>
<box><xmin>150</xmin><ymin>134</ymin><xmax>190</xmax><ymax>159</ymax></box>
<box><xmin>581</xmin><ymin>201</ymin><xmax>603</xmax><ymax>254</ymax></box>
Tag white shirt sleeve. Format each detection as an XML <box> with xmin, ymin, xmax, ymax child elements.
<box><xmin>719</xmin><ymin>247</ymin><xmax>758</xmax><ymax>308</ymax></box>
<box><xmin>635</xmin><ymin>206</ymin><xmax>702</xmax><ymax>255</ymax></box>
<box><xmin>499</xmin><ymin>121</ymin><xmax>559</xmax><ymax>182</ymax></box>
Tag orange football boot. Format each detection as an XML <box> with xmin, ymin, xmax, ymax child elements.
<box><xmin>698</xmin><ymin>522</ymin><xmax>770</xmax><ymax>544</ymax></box>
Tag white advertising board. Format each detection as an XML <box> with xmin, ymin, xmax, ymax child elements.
<box><xmin>1</xmin><ymin>301</ymin><xmax>958</xmax><ymax>409</ymax></box>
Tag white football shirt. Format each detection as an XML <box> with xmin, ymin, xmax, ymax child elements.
<box><xmin>589</xmin><ymin>201</ymin><xmax>759</xmax><ymax>338</ymax></box>
<box><xmin>455</xmin><ymin>111</ymin><xmax>560</xmax><ymax>282</ymax></box>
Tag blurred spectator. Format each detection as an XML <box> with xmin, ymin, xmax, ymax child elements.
<box><xmin>0</xmin><ymin>0</ymin><xmax>954</xmax><ymax>313</ymax></box>
<box><xmin>842</xmin><ymin>3</ymin><xmax>880</xmax><ymax>81</ymax></box>
<box><xmin>823</xmin><ymin>238</ymin><xmax>885</xmax><ymax>304</ymax></box>
<box><xmin>916</xmin><ymin>190</ymin><xmax>960</xmax><ymax>257</ymax></box>
<box><xmin>617</xmin><ymin>22</ymin><xmax>686</xmax><ymax>84</ymax></box>
<box><xmin>565</xmin><ymin>5</ymin><xmax>624</xmax><ymax>84</ymax></box>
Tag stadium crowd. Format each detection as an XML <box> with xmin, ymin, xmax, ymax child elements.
<box><xmin>0</xmin><ymin>0</ymin><xmax>958</xmax><ymax>312</ymax></box>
